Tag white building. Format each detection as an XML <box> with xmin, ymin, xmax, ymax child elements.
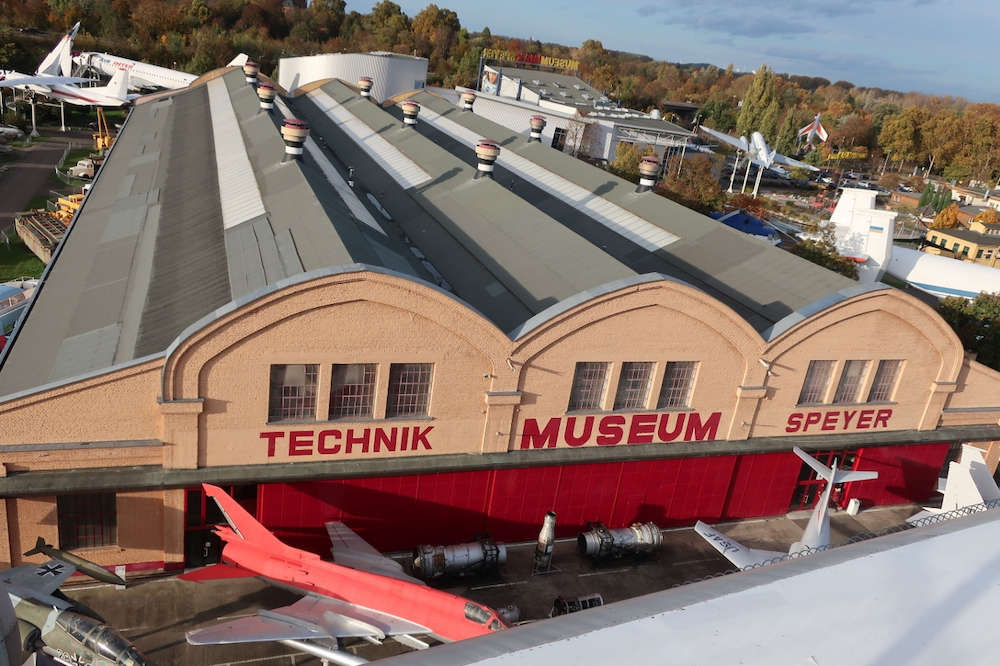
<box><xmin>473</xmin><ymin>66</ymin><xmax>694</xmax><ymax>166</ymax></box>
<box><xmin>278</xmin><ymin>52</ymin><xmax>427</xmax><ymax>100</ymax></box>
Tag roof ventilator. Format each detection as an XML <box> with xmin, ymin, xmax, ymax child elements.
<box><xmin>637</xmin><ymin>155</ymin><xmax>660</xmax><ymax>193</ymax></box>
<box><xmin>529</xmin><ymin>115</ymin><xmax>546</xmax><ymax>142</ymax></box>
<box><xmin>280</xmin><ymin>118</ymin><xmax>309</xmax><ymax>162</ymax></box>
<box><xmin>243</xmin><ymin>60</ymin><xmax>259</xmax><ymax>86</ymax></box>
<box><xmin>474</xmin><ymin>139</ymin><xmax>500</xmax><ymax>180</ymax></box>
<box><xmin>461</xmin><ymin>90</ymin><xmax>476</xmax><ymax>111</ymax></box>
<box><xmin>358</xmin><ymin>76</ymin><xmax>373</xmax><ymax>99</ymax></box>
<box><xmin>257</xmin><ymin>81</ymin><xmax>276</xmax><ymax>112</ymax></box>
<box><xmin>401</xmin><ymin>100</ymin><xmax>420</xmax><ymax>128</ymax></box>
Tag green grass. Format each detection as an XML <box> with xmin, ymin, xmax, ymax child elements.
<box><xmin>23</xmin><ymin>194</ymin><xmax>50</xmax><ymax>211</ymax></box>
<box><xmin>60</xmin><ymin>147</ymin><xmax>94</xmax><ymax>170</ymax></box>
<box><xmin>0</xmin><ymin>237</ymin><xmax>45</xmax><ymax>281</ymax></box>
<box><xmin>880</xmin><ymin>273</ymin><xmax>910</xmax><ymax>289</ymax></box>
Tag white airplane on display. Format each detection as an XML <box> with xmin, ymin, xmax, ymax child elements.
<box><xmin>908</xmin><ymin>445</ymin><xmax>1000</xmax><ymax>523</ymax></box>
<box><xmin>38</xmin><ymin>67</ymin><xmax>136</xmax><ymax>107</ymax></box>
<box><xmin>694</xmin><ymin>446</ymin><xmax>878</xmax><ymax>569</ymax></box>
<box><xmin>72</xmin><ymin>52</ymin><xmax>250</xmax><ymax>91</ymax></box>
<box><xmin>797</xmin><ymin>113</ymin><xmax>828</xmax><ymax>144</ymax></box>
<box><xmin>698</xmin><ymin>125</ymin><xmax>818</xmax><ymax>196</ymax></box>
<box><xmin>0</xmin><ymin>22</ymin><xmax>88</xmax><ymax>91</ymax></box>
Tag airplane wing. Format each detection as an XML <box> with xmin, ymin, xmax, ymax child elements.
<box><xmin>186</xmin><ymin>593</ymin><xmax>430</xmax><ymax>647</ymax></box>
<box><xmin>697</xmin><ymin>125</ymin><xmax>748</xmax><ymax>152</ymax></box>
<box><xmin>0</xmin><ymin>75</ymin><xmax>88</xmax><ymax>88</ymax></box>
<box><xmin>770</xmin><ymin>152</ymin><xmax>820</xmax><ymax>172</ymax></box>
<box><xmin>2</xmin><ymin>559</ymin><xmax>77</xmax><ymax>597</ymax></box>
<box><xmin>694</xmin><ymin>521</ymin><xmax>784</xmax><ymax>569</ymax></box>
<box><xmin>326</xmin><ymin>522</ymin><xmax>426</xmax><ymax>586</ymax></box>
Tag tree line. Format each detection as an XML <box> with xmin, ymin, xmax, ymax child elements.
<box><xmin>2</xmin><ymin>1</ymin><xmax>997</xmax><ymax>185</ymax></box>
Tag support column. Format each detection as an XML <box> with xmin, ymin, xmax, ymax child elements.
<box><xmin>59</xmin><ymin>101</ymin><xmax>65</xmax><ymax>132</ymax></box>
<box><xmin>918</xmin><ymin>380</ymin><xmax>958</xmax><ymax>430</ymax></box>
<box><xmin>30</xmin><ymin>99</ymin><xmax>38</xmax><ymax>137</ymax></box>
<box><xmin>0</xmin><ymin>498</ymin><xmax>12</xmax><ymax>569</ymax></box>
<box><xmin>727</xmin><ymin>385</ymin><xmax>767</xmax><ymax>440</ymax></box>
<box><xmin>159</xmin><ymin>399</ymin><xmax>205</xmax><ymax>469</ymax></box>
<box><xmin>481</xmin><ymin>391</ymin><xmax>522</xmax><ymax>453</ymax></box>
<box><xmin>161</xmin><ymin>488</ymin><xmax>186</xmax><ymax>569</ymax></box>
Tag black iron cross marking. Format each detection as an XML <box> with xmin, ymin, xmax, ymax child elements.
<box><xmin>36</xmin><ymin>563</ymin><xmax>64</xmax><ymax>577</ymax></box>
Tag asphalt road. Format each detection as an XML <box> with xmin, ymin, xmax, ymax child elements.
<box><xmin>0</xmin><ymin>130</ymin><xmax>89</xmax><ymax>232</ymax></box>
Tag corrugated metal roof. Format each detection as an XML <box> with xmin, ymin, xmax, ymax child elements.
<box><xmin>305</xmin><ymin>88</ymin><xmax>431</xmax><ymax>189</ymax></box>
<box><xmin>273</xmin><ymin>96</ymin><xmax>385</xmax><ymax>236</ymax></box>
<box><xmin>419</xmin><ymin>104</ymin><xmax>680</xmax><ymax>252</ymax></box>
<box><xmin>207</xmin><ymin>77</ymin><xmax>267</xmax><ymax>230</ymax></box>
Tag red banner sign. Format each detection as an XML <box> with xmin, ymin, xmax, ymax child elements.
<box><xmin>519</xmin><ymin>412</ymin><xmax>722</xmax><ymax>449</ymax></box>
<box><xmin>785</xmin><ymin>408</ymin><xmax>892</xmax><ymax>433</ymax></box>
<box><xmin>261</xmin><ymin>426</ymin><xmax>433</xmax><ymax>457</ymax></box>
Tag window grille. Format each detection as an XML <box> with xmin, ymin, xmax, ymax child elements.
<box><xmin>268</xmin><ymin>364</ymin><xmax>318</xmax><ymax>422</ymax></box>
<box><xmin>833</xmin><ymin>360</ymin><xmax>869</xmax><ymax>404</ymax></box>
<box><xmin>58</xmin><ymin>493</ymin><xmax>116</xmax><ymax>549</ymax></box>
<box><xmin>614</xmin><ymin>362</ymin><xmax>654</xmax><ymax>410</ymax></box>
<box><xmin>657</xmin><ymin>361</ymin><xmax>697</xmax><ymax>409</ymax></box>
<box><xmin>798</xmin><ymin>360</ymin><xmax>835</xmax><ymax>404</ymax></box>
<box><xmin>567</xmin><ymin>362</ymin><xmax>609</xmax><ymax>411</ymax></box>
<box><xmin>867</xmin><ymin>360</ymin><xmax>902</xmax><ymax>402</ymax></box>
<box><xmin>329</xmin><ymin>364</ymin><xmax>377</xmax><ymax>419</ymax></box>
<box><xmin>386</xmin><ymin>363</ymin><xmax>433</xmax><ymax>417</ymax></box>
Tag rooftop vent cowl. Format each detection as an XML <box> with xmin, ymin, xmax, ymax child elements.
<box><xmin>401</xmin><ymin>100</ymin><xmax>420</xmax><ymax>127</ymax></box>
<box><xmin>636</xmin><ymin>156</ymin><xmax>660</xmax><ymax>193</ymax></box>
<box><xmin>257</xmin><ymin>81</ymin><xmax>276</xmax><ymax>111</ymax></box>
<box><xmin>529</xmin><ymin>115</ymin><xmax>546</xmax><ymax>142</ymax></box>
<box><xmin>474</xmin><ymin>140</ymin><xmax>500</xmax><ymax>180</ymax></box>
<box><xmin>358</xmin><ymin>76</ymin><xmax>374</xmax><ymax>99</ymax></box>
<box><xmin>243</xmin><ymin>61</ymin><xmax>259</xmax><ymax>85</ymax></box>
<box><xmin>280</xmin><ymin>118</ymin><xmax>309</xmax><ymax>162</ymax></box>
<box><xmin>461</xmin><ymin>91</ymin><xmax>476</xmax><ymax>111</ymax></box>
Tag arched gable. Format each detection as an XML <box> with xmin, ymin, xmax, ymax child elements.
<box><xmin>161</xmin><ymin>267</ymin><xmax>510</xmax><ymax>402</ymax></box>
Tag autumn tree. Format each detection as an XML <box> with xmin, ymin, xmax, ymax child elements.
<box><xmin>412</xmin><ymin>4</ymin><xmax>460</xmax><ymax>79</ymax></box>
<box><xmin>921</xmin><ymin>109</ymin><xmax>963</xmax><ymax>176</ymax></box>
<box><xmin>609</xmin><ymin>142</ymin><xmax>655</xmax><ymax>180</ymax></box>
<box><xmin>728</xmin><ymin>193</ymin><xmax>770</xmax><ymax>219</ymax></box>
<box><xmin>655</xmin><ymin>154</ymin><xmax>724</xmax><ymax>214</ymax></box>
<box><xmin>974</xmin><ymin>208</ymin><xmax>999</xmax><ymax>225</ymax></box>
<box><xmin>931</xmin><ymin>203</ymin><xmax>960</xmax><ymax>229</ymax></box>
<box><xmin>879</xmin><ymin>106</ymin><xmax>927</xmax><ymax>169</ymax></box>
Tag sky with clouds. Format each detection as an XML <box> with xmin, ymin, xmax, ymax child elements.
<box><xmin>346</xmin><ymin>0</ymin><xmax>995</xmax><ymax>102</ymax></box>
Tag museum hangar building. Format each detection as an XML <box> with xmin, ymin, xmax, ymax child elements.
<box><xmin>0</xmin><ymin>66</ymin><xmax>998</xmax><ymax>573</ymax></box>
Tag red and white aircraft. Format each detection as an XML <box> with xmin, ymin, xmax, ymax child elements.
<box><xmin>184</xmin><ymin>484</ymin><xmax>506</xmax><ymax>663</ymax></box>
<box><xmin>0</xmin><ymin>21</ymin><xmax>135</xmax><ymax>106</ymax></box>
<box><xmin>797</xmin><ymin>113</ymin><xmax>829</xmax><ymax>145</ymax></box>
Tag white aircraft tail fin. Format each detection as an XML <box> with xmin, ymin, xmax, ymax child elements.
<box><xmin>227</xmin><ymin>53</ymin><xmax>250</xmax><ymax>68</ymax></box>
<box><xmin>106</xmin><ymin>67</ymin><xmax>130</xmax><ymax>101</ymax></box>
<box><xmin>37</xmin><ymin>21</ymin><xmax>80</xmax><ymax>77</ymax></box>
<box><xmin>694</xmin><ymin>520</ymin><xmax>784</xmax><ymax>569</ymax></box>
<box><xmin>793</xmin><ymin>446</ymin><xmax>877</xmax><ymax>485</ymax></box>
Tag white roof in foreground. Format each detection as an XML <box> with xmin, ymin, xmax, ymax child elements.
<box><xmin>383</xmin><ymin>509</ymin><xmax>1000</xmax><ymax>666</ymax></box>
